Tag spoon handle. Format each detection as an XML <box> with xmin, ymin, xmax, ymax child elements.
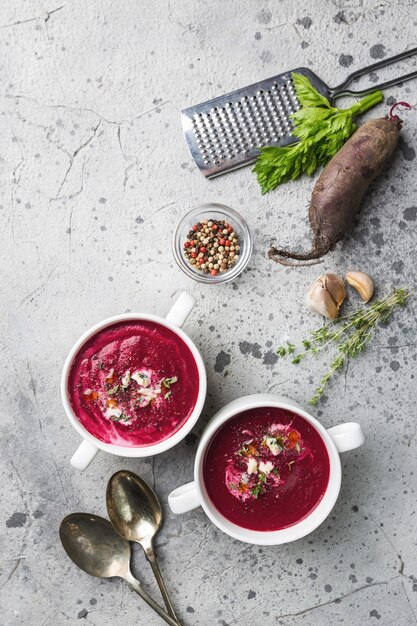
<box><xmin>146</xmin><ymin>549</ymin><xmax>179</xmax><ymax>621</ymax></box>
<box><xmin>124</xmin><ymin>571</ymin><xmax>181</xmax><ymax>626</ymax></box>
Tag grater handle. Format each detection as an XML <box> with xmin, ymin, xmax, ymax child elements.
<box><xmin>330</xmin><ymin>46</ymin><xmax>417</xmax><ymax>98</ymax></box>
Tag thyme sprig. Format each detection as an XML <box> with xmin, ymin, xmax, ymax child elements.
<box><xmin>277</xmin><ymin>288</ymin><xmax>412</xmax><ymax>405</ymax></box>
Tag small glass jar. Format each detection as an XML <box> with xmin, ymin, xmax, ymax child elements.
<box><xmin>172</xmin><ymin>203</ymin><xmax>253</xmax><ymax>284</ymax></box>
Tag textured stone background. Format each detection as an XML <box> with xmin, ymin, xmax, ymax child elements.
<box><xmin>1</xmin><ymin>1</ymin><xmax>417</xmax><ymax>624</ymax></box>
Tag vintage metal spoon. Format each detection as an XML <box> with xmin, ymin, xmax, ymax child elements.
<box><xmin>59</xmin><ymin>513</ymin><xmax>179</xmax><ymax>626</ymax></box>
<box><xmin>106</xmin><ymin>470</ymin><xmax>179</xmax><ymax>623</ymax></box>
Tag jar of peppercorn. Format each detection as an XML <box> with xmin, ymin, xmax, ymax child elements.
<box><xmin>172</xmin><ymin>204</ymin><xmax>253</xmax><ymax>284</ymax></box>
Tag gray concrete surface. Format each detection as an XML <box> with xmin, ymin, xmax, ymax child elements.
<box><xmin>1</xmin><ymin>1</ymin><xmax>417</xmax><ymax>624</ymax></box>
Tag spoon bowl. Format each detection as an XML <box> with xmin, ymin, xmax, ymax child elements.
<box><xmin>59</xmin><ymin>512</ymin><xmax>179</xmax><ymax>626</ymax></box>
<box><xmin>60</xmin><ymin>513</ymin><xmax>130</xmax><ymax>579</ymax></box>
<box><xmin>107</xmin><ymin>471</ymin><xmax>179</xmax><ymax>622</ymax></box>
<box><xmin>107</xmin><ymin>470</ymin><xmax>162</xmax><ymax>545</ymax></box>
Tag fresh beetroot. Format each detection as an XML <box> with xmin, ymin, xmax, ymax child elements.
<box><xmin>269</xmin><ymin>115</ymin><xmax>402</xmax><ymax>265</ymax></box>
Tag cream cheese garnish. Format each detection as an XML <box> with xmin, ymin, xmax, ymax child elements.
<box><xmin>265</xmin><ymin>436</ymin><xmax>282</xmax><ymax>456</ymax></box>
<box><xmin>132</xmin><ymin>370</ymin><xmax>150</xmax><ymax>387</ymax></box>
<box><xmin>105</xmin><ymin>406</ymin><xmax>122</xmax><ymax>420</ymax></box>
<box><xmin>138</xmin><ymin>387</ymin><xmax>161</xmax><ymax>399</ymax></box>
<box><xmin>247</xmin><ymin>458</ymin><xmax>258</xmax><ymax>475</ymax></box>
<box><xmin>259</xmin><ymin>461</ymin><xmax>274</xmax><ymax>474</ymax></box>
<box><xmin>121</xmin><ymin>370</ymin><xmax>131</xmax><ymax>388</ymax></box>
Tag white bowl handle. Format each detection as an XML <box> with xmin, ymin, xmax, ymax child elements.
<box><xmin>168</xmin><ymin>481</ymin><xmax>200</xmax><ymax>514</ymax></box>
<box><xmin>327</xmin><ymin>422</ymin><xmax>365</xmax><ymax>453</ymax></box>
<box><xmin>166</xmin><ymin>293</ymin><xmax>196</xmax><ymax>328</ymax></box>
<box><xmin>70</xmin><ymin>439</ymin><xmax>99</xmax><ymax>470</ymax></box>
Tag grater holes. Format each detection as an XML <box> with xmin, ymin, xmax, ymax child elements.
<box><xmin>188</xmin><ymin>76</ymin><xmax>301</xmax><ymax>168</ymax></box>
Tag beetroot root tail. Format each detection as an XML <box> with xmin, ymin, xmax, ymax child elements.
<box><xmin>268</xmin><ymin>245</ymin><xmax>327</xmax><ymax>267</ymax></box>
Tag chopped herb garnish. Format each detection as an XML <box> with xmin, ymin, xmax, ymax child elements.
<box><xmin>251</xmin><ymin>472</ymin><xmax>267</xmax><ymax>498</ymax></box>
<box><xmin>229</xmin><ymin>482</ymin><xmax>237</xmax><ymax>491</ymax></box>
<box><xmin>107</xmin><ymin>385</ymin><xmax>119</xmax><ymax>395</ymax></box>
<box><xmin>162</xmin><ymin>376</ymin><xmax>178</xmax><ymax>388</ymax></box>
<box><xmin>164</xmin><ymin>390</ymin><xmax>172</xmax><ymax>400</ymax></box>
<box><xmin>251</xmin><ymin>482</ymin><xmax>265</xmax><ymax>498</ymax></box>
<box><xmin>272</xmin><ymin>468</ymin><xmax>279</xmax><ymax>475</ymax></box>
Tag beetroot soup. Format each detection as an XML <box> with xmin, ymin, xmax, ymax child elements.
<box><xmin>203</xmin><ymin>407</ymin><xmax>330</xmax><ymax>531</ymax></box>
<box><xmin>68</xmin><ymin>320</ymin><xmax>200</xmax><ymax>447</ymax></box>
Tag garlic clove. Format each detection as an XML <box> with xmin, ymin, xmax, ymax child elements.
<box><xmin>322</xmin><ymin>273</ymin><xmax>346</xmax><ymax>309</ymax></box>
<box><xmin>306</xmin><ymin>273</ymin><xmax>346</xmax><ymax>320</ymax></box>
<box><xmin>346</xmin><ymin>271</ymin><xmax>374</xmax><ymax>302</ymax></box>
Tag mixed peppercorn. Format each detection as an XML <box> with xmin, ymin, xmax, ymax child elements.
<box><xmin>183</xmin><ymin>218</ymin><xmax>240</xmax><ymax>276</ymax></box>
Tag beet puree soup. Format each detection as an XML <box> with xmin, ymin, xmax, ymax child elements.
<box><xmin>68</xmin><ymin>320</ymin><xmax>200</xmax><ymax>447</ymax></box>
<box><xmin>203</xmin><ymin>407</ymin><xmax>330</xmax><ymax>532</ymax></box>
